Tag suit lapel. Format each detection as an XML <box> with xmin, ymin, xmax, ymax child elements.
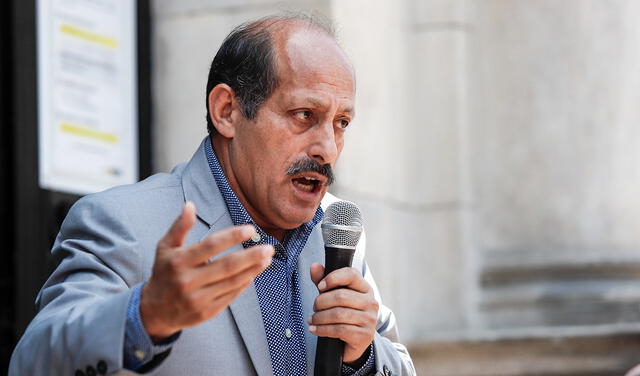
<box><xmin>181</xmin><ymin>137</ymin><xmax>227</xmax><ymax>227</ymax></box>
<box><xmin>228</xmin><ymin>279</ymin><xmax>273</xmax><ymax>376</ymax></box>
<box><xmin>298</xmin><ymin>225</ymin><xmax>324</xmax><ymax>374</ymax></box>
<box><xmin>181</xmin><ymin>137</ymin><xmax>272</xmax><ymax>375</ymax></box>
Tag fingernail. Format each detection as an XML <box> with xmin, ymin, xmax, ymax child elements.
<box><xmin>318</xmin><ymin>281</ymin><xmax>327</xmax><ymax>291</ymax></box>
<box><xmin>307</xmin><ymin>317</ymin><xmax>312</xmax><ymax>324</ymax></box>
<box><xmin>309</xmin><ymin>325</ymin><xmax>317</xmax><ymax>332</ymax></box>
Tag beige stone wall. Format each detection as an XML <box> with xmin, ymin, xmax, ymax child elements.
<box><xmin>330</xmin><ymin>0</ymin><xmax>474</xmax><ymax>341</ymax></box>
<box><xmin>469</xmin><ymin>1</ymin><xmax>640</xmax><ymax>334</ymax></box>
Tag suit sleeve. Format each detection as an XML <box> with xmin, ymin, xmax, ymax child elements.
<box><xmin>9</xmin><ymin>194</ymin><xmax>147</xmax><ymax>375</ymax></box>
<box><xmin>364</xmin><ymin>261</ymin><xmax>417</xmax><ymax>376</ymax></box>
<box><xmin>353</xmin><ymin>230</ymin><xmax>416</xmax><ymax>376</ymax></box>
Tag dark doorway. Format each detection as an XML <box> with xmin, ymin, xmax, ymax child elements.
<box><xmin>4</xmin><ymin>0</ymin><xmax>151</xmax><ymax>370</ymax></box>
<box><xmin>1</xmin><ymin>0</ymin><xmax>15</xmax><ymax>371</ymax></box>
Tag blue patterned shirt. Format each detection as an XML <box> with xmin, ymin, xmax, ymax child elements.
<box><xmin>123</xmin><ymin>138</ymin><xmax>375</xmax><ymax>375</ymax></box>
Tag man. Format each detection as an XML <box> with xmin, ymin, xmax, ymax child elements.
<box><xmin>10</xmin><ymin>15</ymin><xmax>415</xmax><ymax>375</ymax></box>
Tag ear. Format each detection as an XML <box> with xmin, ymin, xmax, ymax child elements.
<box><xmin>208</xmin><ymin>84</ymin><xmax>241</xmax><ymax>138</ymax></box>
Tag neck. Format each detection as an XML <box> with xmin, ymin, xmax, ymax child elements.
<box><xmin>261</xmin><ymin>227</ymin><xmax>286</xmax><ymax>242</ymax></box>
<box><xmin>210</xmin><ymin>135</ymin><xmax>287</xmax><ymax>242</ymax></box>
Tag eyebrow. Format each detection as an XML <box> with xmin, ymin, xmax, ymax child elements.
<box><xmin>302</xmin><ymin>97</ymin><xmax>354</xmax><ymax>115</ymax></box>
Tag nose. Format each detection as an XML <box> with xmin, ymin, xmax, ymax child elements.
<box><xmin>308</xmin><ymin>120</ymin><xmax>339</xmax><ymax>166</ymax></box>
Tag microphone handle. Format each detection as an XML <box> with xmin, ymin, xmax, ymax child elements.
<box><xmin>314</xmin><ymin>246</ymin><xmax>355</xmax><ymax>376</ymax></box>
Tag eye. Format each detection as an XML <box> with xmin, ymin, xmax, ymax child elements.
<box><xmin>293</xmin><ymin>110</ymin><xmax>313</xmax><ymax>122</ymax></box>
<box><xmin>336</xmin><ymin>119</ymin><xmax>350</xmax><ymax>129</ymax></box>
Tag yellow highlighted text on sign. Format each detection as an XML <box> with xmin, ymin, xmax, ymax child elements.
<box><xmin>60</xmin><ymin>123</ymin><xmax>119</xmax><ymax>144</ymax></box>
<box><xmin>60</xmin><ymin>24</ymin><xmax>118</xmax><ymax>48</ymax></box>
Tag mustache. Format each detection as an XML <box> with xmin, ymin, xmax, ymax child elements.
<box><xmin>286</xmin><ymin>157</ymin><xmax>335</xmax><ymax>186</ymax></box>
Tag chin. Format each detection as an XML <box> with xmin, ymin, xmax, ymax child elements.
<box><xmin>279</xmin><ymin>208</ymin><xmax>318</xmax><ymax>229</ymax></box>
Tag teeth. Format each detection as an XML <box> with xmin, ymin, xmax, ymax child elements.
<box><xmin>304</xmin><ymin>176</ymin><xmax>315</xmax><ymax>181</ymax></box>
<box><xmin>294</xmin><ymin>180</ymin><xmax>315</xmax><ymax>192</ymax></box>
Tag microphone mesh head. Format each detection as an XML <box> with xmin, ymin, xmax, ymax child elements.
<box><xmin>321</xmin><ymin>200</ymin><xmax>363</xmax><ymax>248</ymax></box>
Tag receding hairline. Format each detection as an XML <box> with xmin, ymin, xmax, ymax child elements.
<box><xmin>233</xmin><ymin>13</ymin><xmax>355</xmax><ymax>86</ymax></box>
<box><xmin>235</xmin><ymin>13</ymin><xmax>337</xmax><ymax>40</ymax></box>
<box><xmin>234</xmin><ymin>14</ymin><xmax>350</xmax><ymax>68</ymax></box>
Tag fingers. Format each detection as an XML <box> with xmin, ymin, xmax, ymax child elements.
<box><xmin>193</xmin><ymin>244</ymin><xmax>274</xmax><ymax>287</ymax></box>
<box><xmin>203</xmin><ymin>283</ymin><xmax>254</xmax><ymax>319</ymax></box>
<box><xmin>309</xmin><ymin>323</ymin><xmax>372</xmax><ymax>344</ymax></box>
<box><xmin>179</xmin><ymin>281</ymin><xmax>255</xmax><ymax>329</ymax></box>
<box><xmin>310</xmin><ymin>263</ymin><xmax>325</xmax><ymax>286</ymax></box>
<box><xmin>317</xmin><ymin>267</ymin><xmax>370</xmax><ymax>294</ymax></box>
<box><xmin>160</xmin><ymin>201</ymin><xmax>197</xmax><ymax>248</ymax></box>
<box><xmin>182</xmin><ymin>224</ymin><xmax>257</xmax><ymax>266</ymax></box>
<box><xmin>186</xmin><ymin>259</ymin><xmax>268</xmax><ymax>312</ymax></box>
<box><xmin>309</xmin><ymin>266</ymin><xmax>377</xmax><ymax>364</ymax></box>
<box><xmin>309</xmin><ymin>323</ymin><xmax>373</xmax><ymax>363</ymax></box>
<box><xmin>313</xmin><ymin>287</ymin><xmax>378</xmax><ymax>312</ymax></box>
<box><xmin>309</xmin><ymin>307</ymin><xmax>377</xmax><ymax>328</ymax></box>
<box><xmin>166</xmin><ymin>244</ymin><xmax>273</xmax><ymax>300</ymax></box>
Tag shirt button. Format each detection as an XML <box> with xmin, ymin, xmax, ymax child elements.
<box><xmin>251</xmin><ymin>233</ymin><xmax>261</xmax><ymax>243</ymax></box>
<box><xmin>284</xmin><ymin>328</ymin><xmax>292</xmax><ymax>339</ymax></box>
<box><xmin>134</xmin><ymin>349</ymin><xmax>146</xmax><ymax>360</ymax></box>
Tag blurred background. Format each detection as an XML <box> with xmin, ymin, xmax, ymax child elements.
<box><xmin>3</xmin><ymin>0</ymin><xmax>640</xmax><ymax>374</ymax></box>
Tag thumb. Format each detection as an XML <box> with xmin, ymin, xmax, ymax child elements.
<box><xmin>160</xmin><ymin>201</ymin><xmax>197</xmax><ymax>249</ymax></box>
<box><xmin>310</xmin><ymin>263</ymin><xmax>325</xmax><ymax>288</ymax></box>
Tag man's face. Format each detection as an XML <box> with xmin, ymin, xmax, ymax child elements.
<box><xmin>227</xmin><ymin>27</ymin><xmax>355</xmax><ymax>232</ymax></box>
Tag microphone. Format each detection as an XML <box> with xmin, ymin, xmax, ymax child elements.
<box><xmin>314</xmin><ymin>200</ymin><xmax>363</xmax><ymax>376</ymax></box>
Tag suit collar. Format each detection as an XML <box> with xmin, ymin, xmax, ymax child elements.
<box><xmin>181</xmin><ymin>137</ymin><xmax>227</xmax><ymax>227</ymax></box>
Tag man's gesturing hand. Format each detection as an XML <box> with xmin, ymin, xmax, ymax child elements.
<box><xmin>140</xmin><ymin>201</ymin><xmax>274</xmax><ymax>341</ymax></box>
<box><xmin>309</xmin><ymin>263</ymin><xmax>379</xmax><ymax>365</ymax></box>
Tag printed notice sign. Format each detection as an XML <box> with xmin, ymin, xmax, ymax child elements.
<box><xmin>38</xmin><ymin>0</ymin><xmax>138</xmax><ymax>195</ymax></box>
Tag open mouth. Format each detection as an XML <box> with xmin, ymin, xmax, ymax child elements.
<box><xmin>291</xmin><ymin>176</ymin><xmax>323</xmax><ymax>194</ymax></box>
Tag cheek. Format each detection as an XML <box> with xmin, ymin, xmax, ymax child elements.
<box><xmin>336</xmin><ymin>135</ymin><xmax>345</xmax><ymax>155</ymax></box>
<box><xmin>256</xmin><ymin>142</ymin><xmax>293</xmax><ymax>178</ymax></box>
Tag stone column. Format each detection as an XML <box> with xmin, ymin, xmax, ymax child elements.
<box><xmin>469</xmin><ymin>0</ymin><xmax>640</xmax><ymax>331</ymax></box>
<box><xmin>331</xmin><ymin>0</ymin><xmax>474</xmax><ymax>341</ymax></box>
<box><xmin>414</xmin><ymin>1</ymin><xmax>640</xmax><ymax>374</ymax></box>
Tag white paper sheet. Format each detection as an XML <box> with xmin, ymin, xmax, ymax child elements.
<box><xmin>38</xmin><ymin>0</ymin><xmax>138</xmax><ymax>195</ymax></box>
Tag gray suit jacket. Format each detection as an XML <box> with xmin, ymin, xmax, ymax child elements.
<box><xmin>10</xmin><ymin>139</ymin><xmax>415</xmax><ymax>376</ymax></box>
